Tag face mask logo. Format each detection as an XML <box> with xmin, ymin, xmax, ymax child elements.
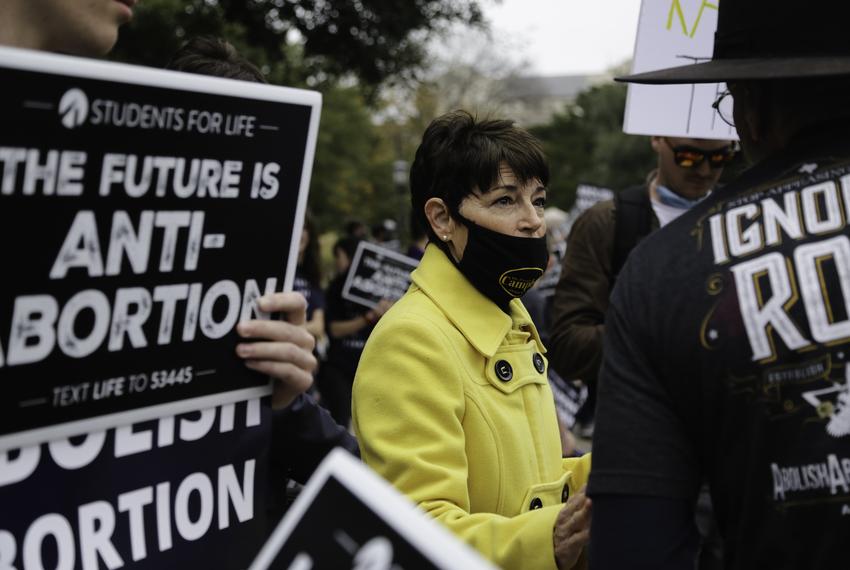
<box><xmin>498</xmin><ymin>267</ymin><xmax>544</xmax><ymax>297</ymax></box>
<box><xmin>451</xmin><ymin>213</ymin><xmax>549</xmax><ymax>311</ymax></box>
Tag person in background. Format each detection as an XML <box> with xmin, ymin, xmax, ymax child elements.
<box><xmin>549</xmin><ymin>135</ymin><xmax>735</xmax><ymax>439</ymax></box>
<box><xmin>292</xmin><ymin>213</ymin><xmax>326</xmax><ymax>345</ymax></box>
<box><xmin>318</xmin><ymin>236</ymin><xmax>391</xmax><ymax>427</ymax></box>
<box><xmin>344</xmin><ymin>219</ymin><xmax>369</xmax><ymax>240</ymax></box>
<box><xmin>353</xmin><ymin>111</ymin><xmax>592</xmax><ymax>570</ymax></box>
<box><xmin>588</xmin><ymin>2</ymin><xmax>850</xmax><ymax>568</ymax></box>
<box><xmin>372</xmin><ymin>218</ymin><xmax>401</xmax><ymax>251</ymax></box>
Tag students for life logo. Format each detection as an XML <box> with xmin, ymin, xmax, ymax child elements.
<box><xmin>58</xmin><ymin>88</ymin><xmax>89</xmax><ymax>129</ymax></box>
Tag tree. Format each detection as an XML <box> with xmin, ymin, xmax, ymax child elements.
<box><xmin>107</xmin><ymin>0</ymin><xmax>496</xmax><ymax>236</ymax></box>
<box><xmin>111</xmin><ymin>0</ymin><xmax>489</xmax><ymax>93</ymax></box>
<box><xmin>308</xmin><ymin>85</ymin><xmax>398</xmax><ymax>233</ymax></box>
<box><xmin>531</xmin><ymin>83</ymin><xmax>656</xmax><ymax>210</ymax></box>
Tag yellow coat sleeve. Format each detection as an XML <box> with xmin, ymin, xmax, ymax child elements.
<box><xmin>352</xmin><ymin>313</ymin><xmax>561</xmax><ymax>570</ymax></box>
<box><xmin>563</xmin><ymin>454</ymin><xmax>592</xmax><ymax>490</ymax></box>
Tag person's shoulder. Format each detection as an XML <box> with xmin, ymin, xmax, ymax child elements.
<box><xmin>372</xmin><ymin>285</ymin><xmax>448</xmax><ymax>336</ymax></box>
<box><xmin>615</xmin><ymin>196</ymin><xmax>706</xmax><ymax>301</ymax></box>
<box><xmin>355</xmin><ymin>289</ymin><xmax>467</xmax><ymax>390</ymax></box>
<box><xmin>625</xmin><ymin>215</ymin><xmax>682</xmax><ymax>268</ymax></box>
<box><xmin>582</xmin><ymin>198</ymin><xmax>617</xmax><ymax>219</ymax></box>
<box><xmin>569</xmin><ymin>199</ymin><xmax>617</xmax><ymax>239</ymax></box>
<box><xmin>363</xmin><ymin>287</ymin><xmax>478</xmax><ymax>375</ymax></box>
<box><xmin>615</xmin><ymin>183</ymin><xmax>650</xmax><ymax>202</ymax></box>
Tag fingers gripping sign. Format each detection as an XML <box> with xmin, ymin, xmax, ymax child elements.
<box><xmin>236</xmin><ymin>293</ymin><xmax>317</xmax><ymax>409</ymax></box>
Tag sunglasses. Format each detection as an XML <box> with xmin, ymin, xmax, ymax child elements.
<box><xmin>664</xmin><ymin>138</ymin><xmax>737</xmax><ymax>169</ymax></box>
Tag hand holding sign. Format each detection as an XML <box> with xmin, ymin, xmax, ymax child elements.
<box><xmin>236</xmin><ymin>293</ymin><xmax>317</xmax><ymax>409</ymax></box>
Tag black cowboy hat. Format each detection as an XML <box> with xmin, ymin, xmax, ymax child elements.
<box><xmin>618</xmin><ymin>1</ymin><xmax>850</xmax><ymax>84</ymax></box>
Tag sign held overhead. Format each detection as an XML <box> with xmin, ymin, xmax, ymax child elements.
<box><xmin>624</xmin><ymin>0</ymin><xmax>737</xmax><ymax>140</ymax></box>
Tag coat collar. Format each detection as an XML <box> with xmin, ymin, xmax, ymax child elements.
<box><xmin>411</xmin><ymin>244</ymin><xmax>546</xmax><ymax>358</ymax></box>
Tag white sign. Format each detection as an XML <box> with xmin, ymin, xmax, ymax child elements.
<box><xmin>250</xmin><ymin>449</ymin><xmax>495</xmax><ymax>570</ymax></box>
<box><xmin>624</xmin><ymin>0</ymin><xmax>737</xmax><ymax>140</ymax></box>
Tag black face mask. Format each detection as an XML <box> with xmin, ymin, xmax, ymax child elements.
<box><xmin>453</xmin><ymin>216</ymin><xmax>549</xmax><ymax>312</ymax></box>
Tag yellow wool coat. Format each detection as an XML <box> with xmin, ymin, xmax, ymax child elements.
<box><xmin>352</xmin><ymin>244</ymin><xmax>591</xmax><ymax>569</ymax></box>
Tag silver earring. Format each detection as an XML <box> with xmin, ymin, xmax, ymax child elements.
<box><xmin>442</xmin><ymin>235</ymin><xmax>449</xmax><ymax>241</ymax></box>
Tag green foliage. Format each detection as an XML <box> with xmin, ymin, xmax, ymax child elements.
<box><xmin>308</xmin><ymin>86</ymin><xmax>398</xmax><ymax>232</ymax></box>
<box><xmin>111</xmin><ymin>0</ymin><xmax>487</xmax><ymax>92</ymax></box>
<box><xmin>108</xmin><ymin>1</ymin><xmax>308</xmax><ymax>87</ymax></box>
<box><xmin>531</xmin><ymin>83</ymin><xmax>656</xmax><ymax>210</ymax></box>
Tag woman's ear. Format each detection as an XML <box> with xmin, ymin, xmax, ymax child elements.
<box><xmin>424</xmin><ymin>197</ymin><xmax>454</xmax><ymax>242</ymax></box>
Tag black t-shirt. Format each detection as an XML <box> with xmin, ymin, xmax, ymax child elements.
<box><xmin>293</xmin><ymin>268</ymin><xmax>325</xmax><ymax>321</ymax></box>
<box><xmin>589</xmin><ymin>130</ymin><xmax>850</xmax><ymax>569</ymax></box>
<box><xmin>267</xmin><ymin>392</ymin><xmax>360</xmax><ymax>526</ymax></box>
<box><xmin>324</xmin><ymin>272</ymin><xmax>372</xmax><ymax>374</ymax></box>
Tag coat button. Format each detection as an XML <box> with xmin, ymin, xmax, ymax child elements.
<box><xmin>561</xmin><ymin>485</ymin><xmax>570</xmax><ymax>502</ymax></box>
<box><xmin>530</xmin><ymin>497</ymin><xmax>543</xmax><ymax>510</ymax></box>
<box><xmin>533</xmin><ymin>353</ymin><xmax>545</xmax><ymax>374</ymax></box>
<box><xmin>495</xmin><ymin>360</ymin><xmax>513</xmax><ymax>382</ymax></box>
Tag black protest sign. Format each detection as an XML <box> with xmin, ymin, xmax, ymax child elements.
<box><xmin>548</xmin><ymin>369</ymin><xmax>589</xmax><ymax>429</ymax></box>
<box><xmin>0</xmin><ymin>47</ymin><xmax>321</xmax><ymax>449</ymax></box>
<box><xmin>341</xmin><ymin>242</ymin><xmax>418</xmax><ymax>309</ymax></box>
<box><xmin>0</xmin><ymin>398</ymin><xmax>271</xmax><ymax>570</ymax></box>
<box><xmin>250</xmin><ymin>449</ymin><xmax>494</xmax><ymax>570</ymax></box>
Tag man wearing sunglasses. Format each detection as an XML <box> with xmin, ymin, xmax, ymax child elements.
<box><xmin>651</xmin><ymin>137</ymin><xmax>737</xmax><ymax>222</ymax></box>
<box><xmin>549</xmin><ymin>134</ymin><xmax>735</xmax><ymax>440</ymax></box>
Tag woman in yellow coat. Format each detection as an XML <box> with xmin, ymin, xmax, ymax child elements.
<box><xmin>352</xmin><ymin>111</ymin><xmax>592</xmax><ymax>569</ymax></box>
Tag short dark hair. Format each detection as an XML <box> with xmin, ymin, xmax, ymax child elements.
<box><xmin>333</xmin><ymin>236</ymin><xmax>361</xmax><ymax>262</ymax></box>
<box><xmin>166</xmin><ymin>36</ymin><xmax>267</xmax><ymax>84</ymax></box>
<box><xmin>410</xmin><ymin>208</ymin><xmax>427</xmax><ymax>241</ymax></box>
<box><xmin>410</xmin><ymin>111</ymin><xmax>549</xmax><ymax>247</ymax></box>
<box><xmin>345</xmin><ymin>220</ymin><xmax>369</xmax><ymax>239</ymax></box>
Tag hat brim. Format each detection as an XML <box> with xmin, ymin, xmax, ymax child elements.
<box><xmin>616</xmin><ymin>57</ymin><xmax>850</xmax><ymax>84</ymax></box>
